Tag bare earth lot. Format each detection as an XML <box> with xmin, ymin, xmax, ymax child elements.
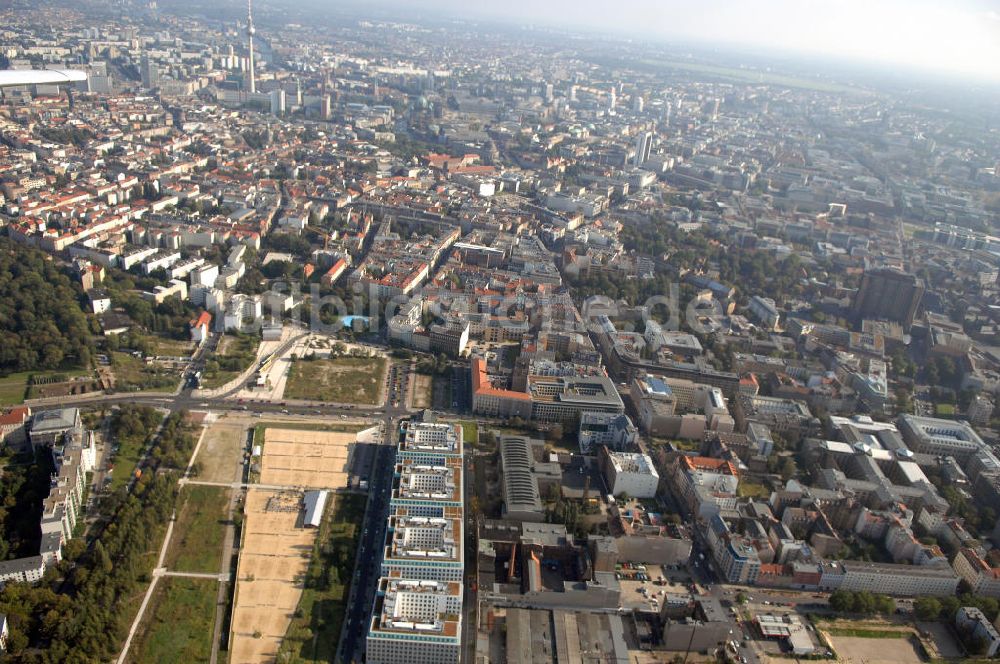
<box><xmin>193</xmin><ymin>417</ymin><xmax>248</xmax><ymax>483</ymax></box>
<box><xmin>231</xmin><ymin>490</ymin><xmax>315</xmax><ymax>664</ymax></box>
<box><xmin>282</xmin><ymin>356</ymin><xmax>385</xmax><ymax>404</ymax></box>
<box><xmin>230</xmin><ymin>426</ymin><xmax>356</xmax><ymax>662</ymax></box>
<box><xmin>827</xmin><ymin>635</ymin><xmax>923</xmax><ymax>664</ymax></box>
<box><xmin>411</xmin><ymin>373</ymin><xmax>432</xmax><ymax>408</ymax></box>
<box><xmin>259</xmin><ymin>428</ymin><xmax>354</xmax><ymax>489</ymax></box>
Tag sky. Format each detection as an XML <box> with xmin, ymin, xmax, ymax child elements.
<box><xmin>361</xmin><ymin>0</ymin><xmax>1000</xmax><ymax>83</ymax></box>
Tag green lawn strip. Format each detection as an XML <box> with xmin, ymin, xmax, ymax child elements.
<box><xmin>199</xmin><ymin>370</ymin><xmax>239</xmax><ymax>389</ymax></box>
<box><xmin>825</xmin><ymin>627</ymin><xmax>911</xmax><ymax>638</ymax></box>
<box><xmin>109</xmin><ymin>419</ymin><xmax>162</xmax><ymax>493</ymax></box>
<box><xmin>128</xmin><ymin>577</ymin><xmax>217</xmax><ymax>664</ymax></box>
<box><xmin>165</xmin><ymin>485</ymin><xmax>229</xmax><ymax>573</ymax></box>
<box><xmin>143</xmin><ymin>334</ymin><xmax>195</xmax><ymax>357</ymax></box>
<box><xmin>737</xmin><ymin>482</ymin><xmax>770</xmax><ymax>499</ymax></box>
<box><xmin>457</xmin><ymin>420</ymin><xmax>478</xmax><ymax>445</ymax></box>
<box><xmin>935</xmin><ymin>403</ymin><xmax>956</xmax><ymax>416</ymax></box>
<box><xmin>634</xmin><ymin>57</ymin><xmax>861</xmax><ymax>93</ymax></box>
<box><xmin>277</xmin><ymin>494</ymin><xmax>365</xmax><ymax>663</ymax></box>
<box><xmin>256</xmin><ymin>422</ymin><xmax>366</xmax><ymax>434</ymax></box>
<box><xmin>283</xmin><ymin>357</ymin><xmax>385</xmax><ymax>404</ymax></box>
<box><xmin>0</xmin><ymin>369</ymin><xmax>92</xmax><ymax>405</ymax></box>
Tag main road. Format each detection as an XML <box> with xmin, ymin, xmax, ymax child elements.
<box><xmin>337</xmin><ymin>413</ymin><xmax>398</xmax><ymax>664</ymax></box>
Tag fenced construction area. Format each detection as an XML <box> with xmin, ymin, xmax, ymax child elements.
<box><xmin>229</xmin><ymin>427</ymin><xmax>358</xmax><ymax>663</ymax></box>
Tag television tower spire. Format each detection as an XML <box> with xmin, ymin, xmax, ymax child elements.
<box><xmin>246</xmin><ymin>0</ymin><xmax>256</xmax><ymax>95</ymax></box>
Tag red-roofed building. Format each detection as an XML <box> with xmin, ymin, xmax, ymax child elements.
<box><xmin>672</xmin><ymin>455</ymin><xmax>741</xmax><ymax>519</ymax></box>
<box><xmin>0</xmin><ymin>406</ymin><xmax>31</xmax><ymax>449</ymax></box>
<box><xmin>190</xmin><ymin>311</ymin><xmax>212</xmax><ymax>344</ymax></box>
<box><xmin>471</xmin><ymin>358</ymin><xmax>532</xmax><ymax>419</ymax></box>
<box><xmin>321</xmin><ymin>258</ymin><xmax>348</xmax><ymax>287</ymax></box>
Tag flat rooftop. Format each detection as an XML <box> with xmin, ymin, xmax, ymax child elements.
<box><xmin>370</xmin><ymin>578</ymin><xmax>462</xmax><ymax>637</ymax></box>
<box><xmin>393</xmin><ymin>458</ymin><xmax>463</xmax><ymax>504</ymax></box>
<box><xmin>399</xmin><ymin>421</ymin><xmax>463</xmax><ymax>456</ymax></box>
<box><xmin>385</xmin><ymin>515</ymin><xmax>462</xmax><ymax>563</ymax></box>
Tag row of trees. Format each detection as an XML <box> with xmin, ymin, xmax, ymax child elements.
<box><xmin>914</xmin><ymin>594</ymin><xmax>1000</xmax><ymax>623</ymax></box>
<box><xmin>0</xmin><ymin>408</ymin><xmax>196</xmax><ymax>660</ymax></box>
<box><xmin>828</xmin><ymin>589</ymin><xmax>896</xmax><ymax>615</ymax></box>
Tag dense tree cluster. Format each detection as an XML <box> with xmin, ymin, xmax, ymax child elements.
<box><xmin>262</xmin><ymin>233</ymin><xmax>313</xmax><ymax>258</ymax></box>
<box><xmin>0</xmin><ymin>408</ymin><xmax>195</xmax><ymax>661</ymax></box>
<box><xmin>0</xmin><ymin>240</ymin><xmax>94</xmax><ymax>373</ymax></box>
<box><xmin>36</xmin><ymin>126</ymin><xmax>94</xmax><ymax>147</ymax></box>
<box><xmin>112</xmin><ymin>290</ymin><xmax>198</xmax><ymax>341</ymax></box>
<box><xmin>0</xmin><ymin>451</ymin><xmax>53</xmax><ymax>561</ymax></box>
<box><xmin>110</xmin><ymin>404</ymin><xmax>163</xmax><ymax>454</ymax></box>
<box><xmin>914</xmin><ymin>594</ymin><xmax>999</xmax><ymax>623</ymax></box>
<box><xmin>828</xmin><ymin>589</ymin><xmax>895</xmax><ymax>615</ymax></box>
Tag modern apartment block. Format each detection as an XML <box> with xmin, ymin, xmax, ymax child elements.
<box><xmin>397</xmin><ymin>421</ymin><xmax>464</xmax><ymax>462</ymax></box>
<box><xmin>0</xmin><ymin>408</ymin><xmax>96</xmax><ymax>584</ymax></box>
<box><xmin>851</xmin><ymin>267</ymin><xmax>924</xmax><ymax>330</ymax></box>
<box><xmin>381</xmin><ymin>508</ymin><xmax>464</xmax><ymax>582</ymax></box>
<box><xmin>835</xmin><ymin>561</ymin><xmax>960</xmax><ymax>596</ymax></box>
<box><xmin>366</xmin><ymin>578</ymin><xmax>463</xmax><ymax>664</ymax></box>
<box><xmin>368</xmin><ymin>421</ymin><xmax>465</xmax><ymax>664</ymax></box>
<box><xmin>391</xmin><ymin>457</ymin><xmax>463</xmax><ymax>518</ymax></box>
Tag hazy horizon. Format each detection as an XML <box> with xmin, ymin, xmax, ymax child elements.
<box><xmin>286</xmin><ymin>0</ymin><xmax>1000</xmax><ymax>85</ymax></box>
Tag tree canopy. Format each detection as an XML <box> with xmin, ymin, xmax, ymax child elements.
<box><xmin>0</xmin><ymin>240</ymin><xmax>94</xmax><ymax>373</ymax></box>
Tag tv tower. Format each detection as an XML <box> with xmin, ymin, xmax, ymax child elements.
<box><xmin>246</xmin><ymin>0</ymin><xmax>257</xmax><ymax>94</ymax></box>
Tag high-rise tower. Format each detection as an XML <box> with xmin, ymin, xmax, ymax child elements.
<box><xmin>246</xmin><ymin>0</ymin><xmax>256</xmax><ymax>94</ymax></box>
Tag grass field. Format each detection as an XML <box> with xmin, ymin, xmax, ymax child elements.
<box><xmin>194</xmin><ymin>419</ymin><xmax>247</xmax><ymax>483</ymax></box>
<box><xmin>737</xmin><ymin>482</ymin><xmax>770</xmax><ymax>499</ymax></box>
<box><xmin>277</xmin><ymin>494</ymin><xmax>365</xmax><ymax>664</ymax></box>
<box><xmin>127</xmin><ymin>577</ymin><xmax>217</xmax><ymax>664</ymax></box>
<box><xmin>200</xmin><ymin>370</ymin><xmax>239</xmax><ymax>389</ymax></box>
<box><xmin>146</xmin><ymin>335</ymin><xmax>196</xmax><ymax>358</ymax></box>
<box><xmin>0</xmin><ymin>368</ymin><xmax>91</xmax><ymax>405</ymax></box>
<box><xmin>201</xmin><ymin>334</ymin><xmax>261</xmax><ymax>389</ymax></box>
<box><xmin>110</xmin><ymin>424</ymin><xmax>158</xmax><ymax>492</ymax></box>
<box><xmin>112</xmin><ymin>352</ymin><xmax>181</xmax><ymax>393</ymax></box>
<box><xmin>826</xmin><ymin>627</ymin><xmax>911</xmax><ymax>638</ymax></box>
<box><xmin>935</xmin><ymin>403</ymin><xmax>956</xmax><ymax>417</ymax></box>
<box><xmin>165</xmin><ymin>485</ymin><xmax>230</xmax><ymax>574</ymax></box>
<box><xmin>283</xmin><ymin>357</ymin><xmax>385</xmax><ymax>404</ymax></box>
<box><xmin>458</xmin><ymin>420</ymin><xmax>478</xmax><ymax>446</ymax></box>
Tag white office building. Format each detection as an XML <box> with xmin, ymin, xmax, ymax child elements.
<box><xmin>366</xmin><ymin>578</ymin><xmax>463</xmax><ymax>664</ymax></box>
<box><xmin>381</xmin><ymin>511</ymin><xmax>463</xmax><ymax>582</ymax></box>
<box><xmin>599</xmin><ymin>448</ymin><xmax>659</xmax><ymax>498</ymax></box>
